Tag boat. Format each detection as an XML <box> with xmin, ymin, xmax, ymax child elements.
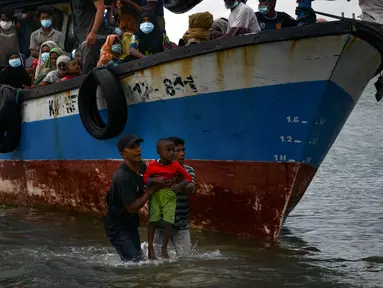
<box><xmin>1</xmin><ymin>0</ymin><xmax>383</xmax><ymax>241</ymax></box>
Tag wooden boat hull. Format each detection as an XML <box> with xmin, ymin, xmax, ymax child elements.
<box><xmin>1</xmin><ymin>21</ymin><xmax>383</xmax><ymax>240</ymax></box>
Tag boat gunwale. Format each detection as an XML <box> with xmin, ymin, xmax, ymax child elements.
<box><xmin>22</xmin><ymin>20</ymin><xmax>383</xmax><ymax>101</ymax></box>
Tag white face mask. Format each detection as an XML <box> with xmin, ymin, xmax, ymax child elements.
<box><xmin>0</xmin><ymin>21</ymin><xmax>12</xmax><ymax>30</ymax></box>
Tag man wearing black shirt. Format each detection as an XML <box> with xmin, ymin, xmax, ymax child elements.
<box><xmin>104</xmin><ymin>134</ymin><xmax>159</xmax><ymax>262</ymax></box>
<box><xmin>256</xmin><ymin>0</ymin><xmax>297</xmax><ymax>31</ymax></box>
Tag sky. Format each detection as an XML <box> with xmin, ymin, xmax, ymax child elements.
<box><xmin>163</xmin><ymin>0</ymin><xmax>362</xmax><ymax>42</ymax></box>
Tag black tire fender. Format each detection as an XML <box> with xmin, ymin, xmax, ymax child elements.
<box><xmin>0</xmin><ymin>86</ymin><xmax>22</xmax><ymax>153</ymax></box>
<box><xmin>164</xmin><ymin>0</ymin><xmax>203</xmax><ymax>14</ymax></box>
<box><xmin>0</xmin><ymin>85</ymin><xmax>18</xmax><ymax>123</ymax></box>
<box><xmin>78</xmin><ymin>67</ymin><xmax>128</xmax><ymax>140</ymax></box>
<box><xmin>0</xmin><ymin>107</ymin><xmax>21</xmax><ymax>153</ymax></box>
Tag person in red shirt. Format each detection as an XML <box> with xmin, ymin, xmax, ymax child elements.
<box><xmin>144</xmin><ymin>138</ymin><xmax>192</xmax><ymax>259</ymax></box>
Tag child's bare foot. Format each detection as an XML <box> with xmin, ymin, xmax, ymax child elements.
<box><xmin>161</xmin><ymin>249</ymin><xmax>169</xmax><ymax>259</ymax></box>
<box><xmin>148</xmin><ymin>247</ymin><xmax>157</xmax><ymax>260</ymax></box>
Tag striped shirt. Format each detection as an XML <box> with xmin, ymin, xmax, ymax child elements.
<box><xmin>173</xmin><ymin>164</ymin><xmax>195</xmax><ymax>230</ymax></box>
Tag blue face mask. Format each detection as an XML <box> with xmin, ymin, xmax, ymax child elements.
<box><xmin>41</xmin><ymin>19</ymin><xmax>52</xmax><ymax>28</ymax></box>
<box><xmin>41</xmin><ymin>52</ymin><xmax>50</xmax><ymax>63</ymax></box>
<box><xmin>9</xmin><ymin>58</ymin><xmax>21</xmax><ymax>68</ymax></box>
<box><xmin>111</xmin><ymin>44</ymin><xmax>121</xmax><ymax>54</ymax></box>
<box><xmin>71</xmin><ymin>50</ymin><xmax>76</xmax><ymax>60</ymax></box>
<box><xmin>115</xmin><ymin>27</ymin><xmax>122</xmax><ymax>36</ymax></box>
<box><xmin>258</xmin><ymin>5</ymin><xmax>270</xmax><ymax>15</ymax></box>
<box><xmin>140</xmin><ymin>22</ymin><xmax>154</xmax><ymax>34</ymax></box>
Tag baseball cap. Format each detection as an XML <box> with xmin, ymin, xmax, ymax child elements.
<box><xmin>117</xmin><ymin>134</ymin><xmax>143</xmax><ymax>152</ymax></box>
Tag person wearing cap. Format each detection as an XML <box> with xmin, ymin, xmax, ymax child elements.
<box><xmin>104</xmin><ymin>134</ymin><xmax>160</xmax><ymax>262</ymax></box>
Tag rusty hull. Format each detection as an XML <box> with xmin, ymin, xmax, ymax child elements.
<box><xmin>0</xmin><ymin>160</ymin><xmax>316</xmax><ymax>240</ymax></box>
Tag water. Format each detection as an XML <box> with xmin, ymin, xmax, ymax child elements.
<box><xmin>1</xmin><ymin>81</ymin><xmax>383</xmax><ymax>288</ymax></box>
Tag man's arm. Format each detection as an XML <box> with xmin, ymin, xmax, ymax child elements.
<box><xmin>172</xmin><ymin>164</ymin><xmax>194</xmax><ymax>195</ymax></box>
<box><xmin>221</xmin><ymin>8</ymin><xmax>254</xmax><ymax>38</ymax></box>
<box><xmin>142</xmin><ymin>0</ymin><xmax>157</xmax><ymax>11</ymax></box>
<box><xmin>86</xmin><ymin>0</ymin><xmax>105</xmax><ymax>45</ymax></box>
<box><xmin>29</xmin><ymin>32</ymin><xmax>39</xmax><ymax>58</ymax></box>
<box><xmin>223</xmin><ymin>27</ymin><xmax>244</xmax><ymax>37</ymax></box>
<box><xmin>116</xmin><ymin>175</ymin><xmax>156</xmax><ymax>213</ymax></box>
<box><xmin>181</xmin><ymin>166</ymin><xmax>195</xmax><ymax>196</ymax></box>
<box><xmin>121</xmin><ymin>0</ymin><xmax>143</xmax><ymax>12</ymax></box>
<box><xmin>57</xmin><ymin>32</ymin><xmax>65</xmax><ymax>49</ymax></box>
<box><xmin>125</xmin><ymin>185</ymin><xmax>158</xmax><ymax>212</ymax></box>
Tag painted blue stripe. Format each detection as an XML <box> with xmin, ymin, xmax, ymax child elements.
<box><xmin>1</xmin><ymin>81</ymin><xmax>355</xmax><ymax>168</ymax></box>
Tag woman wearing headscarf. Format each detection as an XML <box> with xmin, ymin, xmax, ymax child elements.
<box><xmin>97</xmin><ymin>34</ymin><xmax>122</xmax><ymax>67</ymax></box>
<box><xmin>129</xmin><ymin>11</ymin><xmax>170</xmax><ymax>59</ymax></box>
<box><xmin>209</xmin><ymin>18</ymin><xmax>229</xmax><ymax>40</ymax></box>
<box><xmin>39</xmin><ymin>55</ymin><xmax>71</xmax><ymax>86</ymax></box>
<box><xmin>34</xmin><ymin>40</ymin><xmax>58</xmax><ymax>81</ymax></box>
<box><xmin>182</xmin><ymin>12</ymin><xmax>214</xmax><ymax>46</ymax></box>
<box><xmin>116</xmin><ymin>0</ymin><xmax>143</xmax><ymax>60</ymax></box>
<box><xmin>34</xmin><ymin>47</ymin><xmax>64</xmax><ymax>86</ymax></box>
<box><xmin>0</xmin><ymin>51</ymin><xmax>31</xmax><ymax>88</ymax></box>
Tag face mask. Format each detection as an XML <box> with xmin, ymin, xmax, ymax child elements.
<box><xmin>111</xmin><ymin>44</ymin><xmax>121</xmax><ymax>54</ymax></box>
<box><xmin>71</xmin><ymin>50</ymin><xmax>76</xmax><ymax>60</ymax></box>
<box><xmin>41</xmin><ymin>52</ymin><xmax>50</xmax><ymax>63</ymax></box>
<box><xmin>115</xmin><ymin>27</ymin><xmax>122</xmax><ymax>36</ymax></box>
<box><xmin>140</xmin><ymin>22</ymin><xmax>154</xmax><ymax>34</ymax></box>
<box><xmin>41</xmin><ymin>19</ymin><xmax>52</xmax><ymax>28</ymax></box>
<box><xmin>9</xmin><ymin>58</ymin><xmax>21</xmax><ymax>68</ymax></box>
<box><xmin>225</xmin><ymin>1</ymin><xmax>239</xmax><ymax>9</ymax></box>
<box><xmin>0</xmin><ymin>21</ymin><xmax>12</xmax><ymax>30</ymax></box>
<box><xmin>258</xmin><ymin>5</ymin><xmax>270</xmax><ymax>15</ymax></box>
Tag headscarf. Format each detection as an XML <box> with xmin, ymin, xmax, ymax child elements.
<box><xmin>210</xmin><ymin>18</ymin><xmax>229</xmax><ymax>33</ymax></box>
<box><xmin>42</xmin><ymin>55</ymin><xmax>71</xmax><ymax>84</ymax></box>
<box><xmin>208</xmin><ymin>18</ymin><xmax>229</xmax><ymax>40</ymax></box>
<box><xmin>97</xmin><ymin>34</ymin><xmax>120</xmax><ymax>67</ymax></box>
<box><xmin>116</xmin><ymin>0</ymin><xmax>141</xmax><ymax>33</ymax></box>
<box><xmin>34</xmin><ymin>47</ymin><xmax>64</xmax><ymax>85</ymax></box>
<box><xmin>44</xmin><ymin>47</ymin><xmax>65</xmax><ymax>71</ymax></box>
<box><xmin>135</xmin><ymin>11</ymin><xmax>164</xmax><ymax>55</ymax></box>
<box><xmin>0</xmin><ymin>51</ymin><xmax>31</xmax><ymax>89</ymax></box>
<box><xmin>182</xmin><ymin>12</ymin><xmax>214</xmax><ymax>45</ymax></box>
<box><xmin>34</xmin><ymin>40</ymin><xmax>58</xmax><ymax>79</ymax></box>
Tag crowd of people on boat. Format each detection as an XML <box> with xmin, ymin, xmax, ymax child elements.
<box><xmin>0</xmin><ymin>0</ymin><xmax>316</xmax><ymax>90</ymax></box>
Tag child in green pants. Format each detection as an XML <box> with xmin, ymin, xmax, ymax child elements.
<box><xmin>144</xmin><ymin>138</ymin><xmax>192</xmax><ymax>259</ymax></box>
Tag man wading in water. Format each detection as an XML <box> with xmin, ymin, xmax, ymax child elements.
<box><xmin>104</xmin><ymin>134</ymin><xmax>160</xmax><ymax>261</ymax></box>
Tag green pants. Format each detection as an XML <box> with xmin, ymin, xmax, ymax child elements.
<box><xmin>149</xmin><ymin>188</ymin><xmax>176</xmax><ymax>224</ymax></box>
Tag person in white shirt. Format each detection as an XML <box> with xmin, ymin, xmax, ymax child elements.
<box><xmin>222</xmin><ymin>0</ymin><xmax>261</xmax><ymax>38</ymax></box>
<box><xmin>359</xmin><ymin>0</ymin><xmax>383</xmax><ymax>24</ymax></box>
